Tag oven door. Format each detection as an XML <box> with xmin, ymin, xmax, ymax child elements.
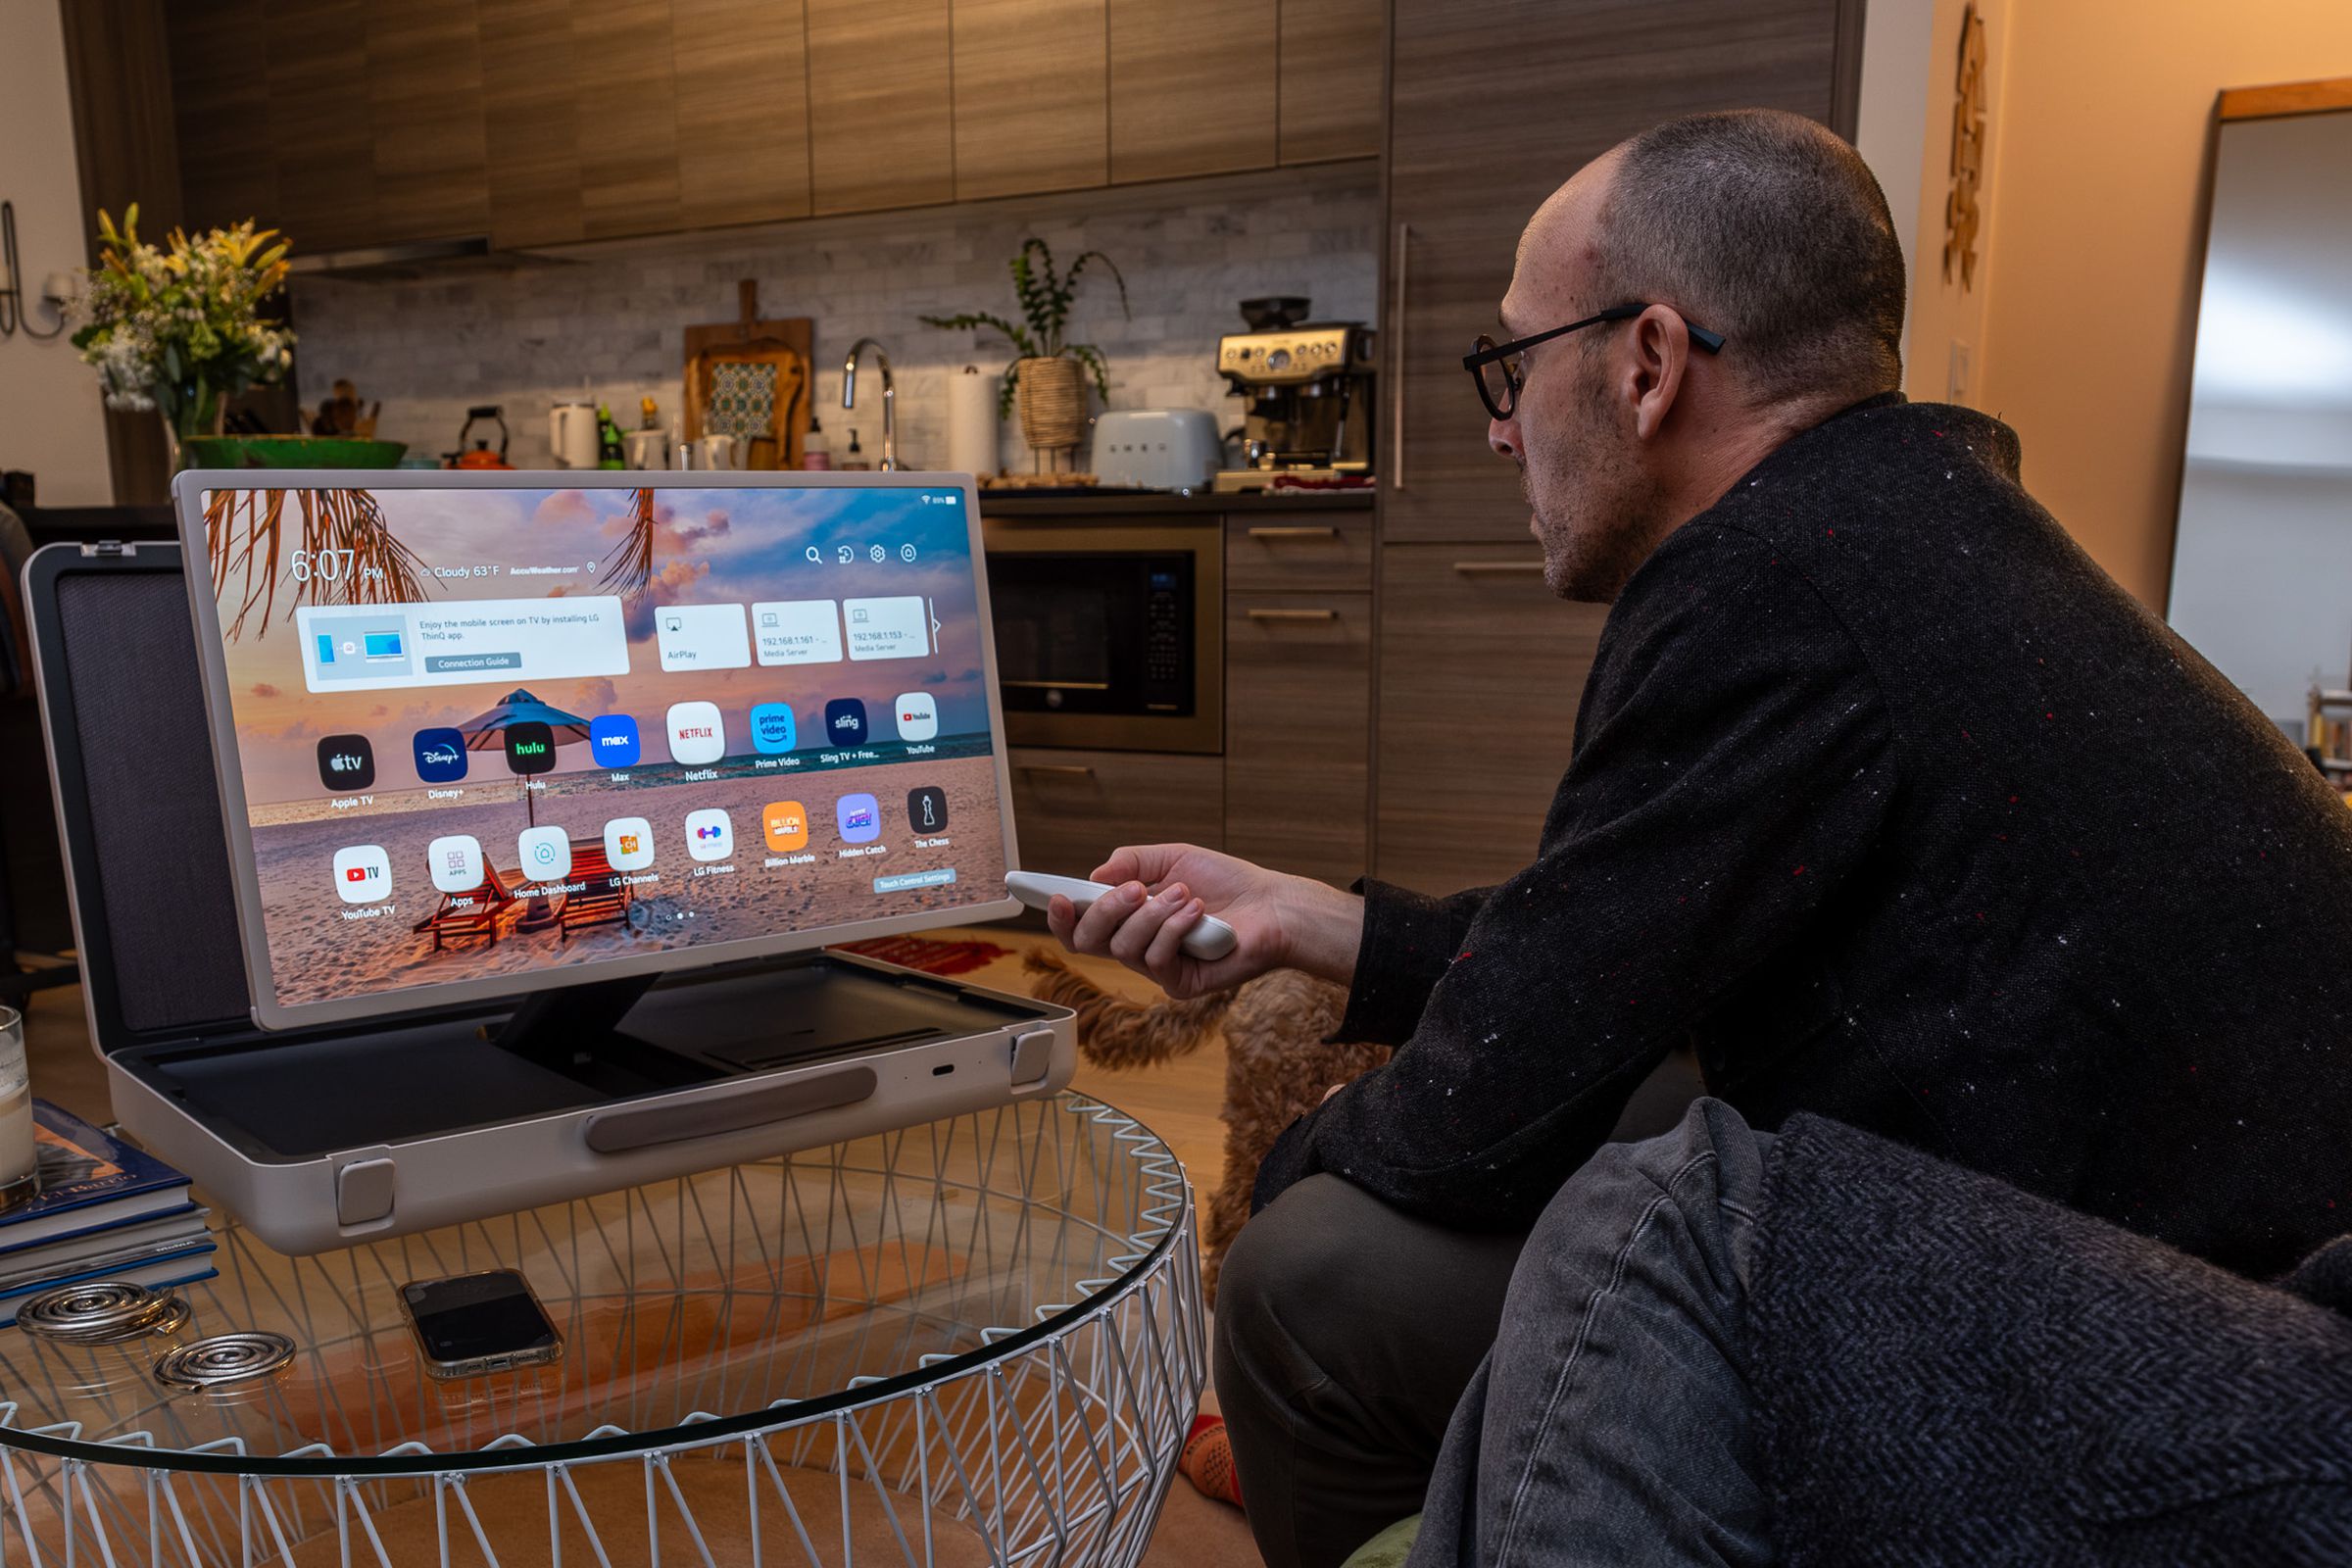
<box><xmin>981</xmin><ymin>517</ymin><xmax>1223</xmax><ymax>754</ymax></box>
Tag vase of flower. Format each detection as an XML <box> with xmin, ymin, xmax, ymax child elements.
<box><xmin>71</xmin><ymin>205</ymin><xmax>296</xmax><ymax>470</ymax></box>
<box><xmin>920</xmin><ymin>238</ymin><xmax>1128</xmax><ymax>470</ymax></box>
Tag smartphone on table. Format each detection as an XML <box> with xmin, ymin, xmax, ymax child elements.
<box><xmin>400</xmin><ymin>1269</ymin><xmax>564</xmax><ymax>1380</ymax></box>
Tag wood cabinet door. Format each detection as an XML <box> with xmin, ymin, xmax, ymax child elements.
<box><xmin>1107</xmin><ymin>0</ymin><xmax>1276</xmax><ymax>183</ymax></box>
<box><xmin>954</xmin><ymin>0</ymin><xmax>1107</xmax><ymax>200</ymax></box>
<box><xmin>571</xmin><ymin>0</ymin><xmax>684</xmax><ymax>238</ymax></box>
<box><xmin>1226</xmin><ymin>591</ymin><xmax>1372</xmax><ymax>887</ymax></box>
<box><xmin>672</xmin><ymin>0</ymin><xmax>813</xmax><ymax>229</ymax></box>
<box><xmin>1383</xmin><ymin>0</ymin><xmax>1845</xmax><ymax>542</ymax></box>
<box><xmin>1008</xmin><ymin>750</ymin><xmax>1225</xmax><ymax>879</ymax></box>
<box><xmin>1278</xmin><ymin>0</ymin><xmax>1385</xmax><ymax>165</ymax></box>
<box><xmin>1372</xmin><ymin>543</ymin><xmax>1608</xmax><ymax>895</ymax></box>
<box><xmin>480</xmin><ymin>0</ymin><xmax>587</xmax><ymax>247</ymax></box>
<box><xmin>264</xmin><ymin>0</ymin><xmax>376</xmax><ymax>253</ymax></box>
<box><xmin>366</xmin><ymin>0</ymin><xmax>491</xmax><ymax>244</ymax></box>
<box><xmin>168</xmin><ymin>1</ymin><xmax>280</xmax><ymax>234</ymax></box>
<box><xmin>808</xmin><ymin>0</ymin><xmax>956</xmax><ymax>215</ymax></box>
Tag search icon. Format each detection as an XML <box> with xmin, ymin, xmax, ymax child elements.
<box><xmin>805</xmin><ymin>546</ymin><xmax>822</xmax><ymax>564</ymax></box>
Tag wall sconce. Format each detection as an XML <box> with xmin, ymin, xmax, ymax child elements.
<box><xmin>0</xmin><ymin>201</ymin><xmax>73</xmax><ymax>341</ymax></box>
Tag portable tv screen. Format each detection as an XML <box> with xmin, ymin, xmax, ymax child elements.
<box><xmin>173</xmin><ymin>471</ymin><xmax>1021</xmax><ymax>1030</ymax></box>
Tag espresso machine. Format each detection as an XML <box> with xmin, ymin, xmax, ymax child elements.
<box><xmin>1214</xmin><ymin>297</ymin><xmax>1377</xmax><ymax>491</ymax></box>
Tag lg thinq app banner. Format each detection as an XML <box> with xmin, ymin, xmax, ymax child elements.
<box><xmin>199</xmin><ymin>483</ymin><xmax>1006</xmax><ymax>1012</ymax></box>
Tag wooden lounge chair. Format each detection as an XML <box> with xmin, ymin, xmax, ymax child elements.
<box><xmin>411</xmin><ymin>870</ymin><xmax>519</xmax><ymax>951</ymax></box>
<box><xmin>560</xmin><ymin>842</ymin><xmax>633</xmax><ymax>942</ymax></box>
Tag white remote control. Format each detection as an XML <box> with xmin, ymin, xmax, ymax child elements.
<box><xmin>1004</xmin><ymin>871</ymin><xmax>1241</xmax><ymax>961</ymax></box>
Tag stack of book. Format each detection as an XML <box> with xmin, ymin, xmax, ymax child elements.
<box><xmin>0</xmin><ymin>1102</ymin><xmax>215</xmax><ymax>1327</ymax></box>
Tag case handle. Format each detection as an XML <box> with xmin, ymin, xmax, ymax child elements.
<box><xmin>582</xmin><ymin>1067</ymin><xmax>877</xmax><ymax>1153</ymax></box>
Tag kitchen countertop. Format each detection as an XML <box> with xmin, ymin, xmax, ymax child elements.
<box><xmin>976</xmin><ymin>488</ymin><xmax>1374</xmax><ymax>516</ymax></box>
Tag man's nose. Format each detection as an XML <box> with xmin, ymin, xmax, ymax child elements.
<box><xmin>1490</xmin><ymin>416</ymin><xmax>1523</xmax><ymax>462</ymax></box>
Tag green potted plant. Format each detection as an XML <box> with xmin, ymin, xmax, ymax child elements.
<box><xmin>921</xmin><ymin>238</ymin><xmax>1129</xmax><ymax>466</ymax></box>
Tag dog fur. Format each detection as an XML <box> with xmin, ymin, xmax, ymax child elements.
<box><xmin>1024</xmin><ymin>951</ymin><xmax>1390</xmax><ymax>1300</ymax></box>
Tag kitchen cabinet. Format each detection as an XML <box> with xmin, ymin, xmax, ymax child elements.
<box><xmin>167</xmin><ymin>2</ymin><xmax>278</xmax><ymax>235</ymax></box>
<box><xmin>954</xmin><ymin>0</ymin><xmax>1108</xmax><ymax>201</ymax></box>
<box><xmin>366</xmin><ymin>0</ymin><xmax>491</xmax><ymax>244</ymax></box>
<box><xmin>1225</xmin><ymin>512</ymin><xmax>1376</xmax><ymax>594</ymax></box>
<box><xmin>572</xmin><ymin>0</ymin><xmax>683</xmax><ymax>238</ymax></box>
<box><xmin>1277</xmin><ymin>0</ymin><xmax>1385</xmax><ymax>165</ymax></box>
<box><xmin>1226</xmin><ymin>591</ymin><xmax>1372</xmax><ymax>886</ymax></box>
<box><xmin>808</xmin><ymin>0</ymin><xmax>956</xmax><ymax>215</ymax></box>
<box><xmin>1372</xmin><ymin>544</ymin><xmax>1607</xmax><ymax>894</ymax></box>
<box><xmin>1009</xmin><ymin>750</ymin><xmax>1225</xmax><ymax>880</ymax></box>
<box><xmin>1108</xmin><ymin>0</ymin><xmax>1277</xmax><ymax>183</ymax></box>
<box><xmin>264</xmin><ymin>0</ymin><xmax>376</xmax><ymax>254</ymax></box>
<box><xmin>672</xmin><ymin>0</ymin><xmax>813</xmax><ymax>229</ymax></box>
<box><xmin>1381</xmin><ymin>0</ymin><xmax>1855</xmax><ymax>542</ymax></box>
<box><xmin>479</xmin><ymin>0</ymin><xmax>587</xmax><ymax>247</ymax></box>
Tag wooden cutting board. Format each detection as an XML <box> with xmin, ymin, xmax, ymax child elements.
<box><xmin>683</xmin><ymin>279</ymin><xmax>814</xmax><ymax>469</ymax></box>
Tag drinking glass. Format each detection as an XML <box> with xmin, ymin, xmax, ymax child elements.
<box><xmin>0</xmin><ymin>1005</ymin><xmax>35</xmax><ymax>1207</ymax></box>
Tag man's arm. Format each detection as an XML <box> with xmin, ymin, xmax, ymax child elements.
<box><xmin>1329</xmin><ymin>881</ymin><xmax>1500</xmax><ymax>1047</ymax></box>
<box><xmin>1254</xmin><ymin>525</ymin><xmax>1897</xmax><ymax>1229</ymax></box>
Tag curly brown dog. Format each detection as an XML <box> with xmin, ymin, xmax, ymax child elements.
<box><xmin>1024</xmin><ymin>951</ymin><xmax>1390</xmax><ymax>1300</ymax></box>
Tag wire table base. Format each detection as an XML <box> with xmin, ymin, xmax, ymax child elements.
<box><xmin>0</xmin><ymin>1093</ymin><xmax>1205</xmax><ymax>1566</ymax></box>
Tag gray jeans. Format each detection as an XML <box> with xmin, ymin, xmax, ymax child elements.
<box><xmin>1215</xmin><ymin>1099</ymin><xmax>1774</xmax><ymax>1568</ymax></box>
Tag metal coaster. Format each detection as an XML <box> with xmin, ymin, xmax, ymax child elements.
<box><xmin>143</xmin><ymin>1293</ymin><xmax>194</xmax><ymax>1340</ymax></box>
<box><xmin>154</xmin><ymin>1331</ymin><xmax>295</xmax><ymax>1391</ymax></box>
<box><xmin>16</xmin><ymin>1280</ymin><xmax>175</xmax><ymax>1345</ymax></box>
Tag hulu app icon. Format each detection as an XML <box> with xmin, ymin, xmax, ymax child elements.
<box><xmin>504</xmin><ymin>720</ymin><xmax>557</xmax><ymax>775</ymax></box>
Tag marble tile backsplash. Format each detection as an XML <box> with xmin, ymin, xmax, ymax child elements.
<box><xmin>291</xmin><ymin>164</ymin><xmax>1380</xmax><ymax>474</ymax></box>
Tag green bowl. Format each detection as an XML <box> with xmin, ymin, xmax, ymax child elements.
<box><xmin>180</xmin><ymin>435</ymin><xmax>409</xmax><ymax>469</ymax></box>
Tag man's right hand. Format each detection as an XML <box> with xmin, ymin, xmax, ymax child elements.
<box><xmin>1044</xmin><ymin>843</ymin><xmax>1363</xmax><ymax>1000</ymax></box>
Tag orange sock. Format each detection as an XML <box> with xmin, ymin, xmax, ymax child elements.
<box><xmin>1181</xmin><ymin>1412</ymin><xmax>1245</xmax><ymax>1509</ymax></box>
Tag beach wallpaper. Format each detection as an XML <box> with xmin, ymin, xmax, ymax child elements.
<box><xmin>202</xmin><ymin>483</ymin><xmax>1010</xmax><ymax>1013</ymax></box>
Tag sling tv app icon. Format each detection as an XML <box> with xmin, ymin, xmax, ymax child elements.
<box><xmin>824</xmin><ymin>698</ymin><xmax>868</xmax><ymax>748</ymax></box>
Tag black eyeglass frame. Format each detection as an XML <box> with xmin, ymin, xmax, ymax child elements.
<box><xmin>1463</xmin><ymin>303</ymin><xmax>1727</xmax><ymax>420</ymax></box>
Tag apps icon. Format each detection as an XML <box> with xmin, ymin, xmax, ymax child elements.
<box><xmin>751</xmin><ymin>702</ymin><xmax>797</xmax><ymax>754</ymax></box>
<box><xmin>824</xmin><ymin>698</ymin><xmax>868</xmax><ymax>748</ymax></box>
<box><xmin>590</xmin><ymin>713</ymin><xmax>642</xmax><ymax>768</ymax></box>
<box><xmin>894</xmin><ymin>691</ymin><xmax>938</xmax><ymax>742</ymax></box>
<box><xmin>837</xmin><ymin>793</ymin><xmax>881</xmax><ymax>845</ymax></box>
<box><xmin>332</xmin><ymin>845</ymin><xmax>390</xmax><ymax>904</ymax></box>
<box><xmin>516</xmin><ymin>825</ymin><xmax>571</xmax><ymax>882</ymax></box>
<box><xmin>686</xmin><ymin>808</ymin><xmax>734</xmax><ymax>862</ymax></box>
<box><xmin>906</xmin><ymin>786</ymin><xmax>948</xmax><ymax>833</ymax></box>
<box><xmin>605</xmin><ymin>816</ymin><xmax>655</xmax><ymax>872</ymax></box>
<box><xmin>762</xmin><ymin>801</ymin><xmax>809</xmax><ymax>853</ymax></box>
<box><xmin>413</xmin><ymin>727</ymin><xmax>467</xmax><ymax>785</ymax></box>
<box><xmin>427</xmin><ymin>834</ymin><xmax>484</xmax><ymax>894</ymax></box>
<box><xmin>318</xmin><ymin>734</ymin><xmax>375</xmax><ymax>791</ymax></box>
<box><xmin>504</xmin><ymin>720</ymin><xmax>557</xmax><ymax>775</ymax></box>
<box><xmin>666</xmin><ymin>701</ymin><xmax>725</xmax><ymax>765</ymax></box>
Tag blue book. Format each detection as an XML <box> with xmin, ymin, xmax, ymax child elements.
<box><xmin>0</xmin><ymin>1242</ymin><xmax>219</xmax><ymax>1328</ymax></box>
<box><xmin>0</xmin><ymin>1102</ymin><xmax>195</xmax><ymax>1248</ymax></box>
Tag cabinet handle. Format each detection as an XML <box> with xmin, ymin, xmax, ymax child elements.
<box><xmin>1247</xmin><ymin>524</ymin><xmax>1340</xmax><ymax>540</ymax></box>
<box><xmin>1451</xmin><ymin>561</ymin><xmax>1546</xmax><ymax>576</ymax></box>
<box><xmin>1017</xmin><ymin>762</ymin><xmax>1097</xmax><ymax>779</ymax></box>
<box><xmin>1391</xmin><ymin>221</ymin><xmax>1409</xmax><ymax>492</ymax></box>
<box><xmin>1246</xmin><ymin>608</ymin><xmax>1340</xmax><ymax>622</ymax></box>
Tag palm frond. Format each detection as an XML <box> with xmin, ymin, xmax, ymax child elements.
<box><xmin>598</xmin><ymin>489</ymin><xmax>657</xmax><ymax>600</ymax></box>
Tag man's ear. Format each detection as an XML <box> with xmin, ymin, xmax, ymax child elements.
<box><xmin>1625</xmin><ymin>306</ymin><xmax>1691</xmax><ymax>442</ymax></box>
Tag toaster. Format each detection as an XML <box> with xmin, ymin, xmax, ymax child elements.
<box><xmin>1091</xmin><ymin>409</ymin><xmax>1222</xmax><ymax>491</ymax></box>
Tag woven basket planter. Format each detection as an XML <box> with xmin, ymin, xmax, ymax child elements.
<box><xmin>1016</xmin><ymin>355</ymin><xmax>1089</xmax><ymax>455</ymax></box>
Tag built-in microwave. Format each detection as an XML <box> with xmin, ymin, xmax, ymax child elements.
<box><xmin>980</xmin><ymin>515</ymin><xmax>1223</xmax><ymax>754</ymax></box>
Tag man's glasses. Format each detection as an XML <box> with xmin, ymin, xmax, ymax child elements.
<box><xmin>1463</xmin><ymin>304</ymin><xmax>1726</xmax><ymax>421</ymax></box>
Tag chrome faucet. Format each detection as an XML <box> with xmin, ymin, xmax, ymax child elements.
<box><xmin>842</xmin><ymin>337</ymin><xmax>898</xmax><ymax>471</ymax></box>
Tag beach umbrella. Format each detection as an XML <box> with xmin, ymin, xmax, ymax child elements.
<box><xmin>458</xmin><ymin>688</ymin><xmax>591</xmax><ymax>829</ymax></box>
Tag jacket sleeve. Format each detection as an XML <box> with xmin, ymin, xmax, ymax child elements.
<box><xmin>1253</xmin><ymin>524</ymin><xmax>1897</xmax><ymax>1229</ymax></box>
<box><xmin>1329</xmin><ymin>880</ymin><xmax>1498</xmax><ymax>1047</ymax></box>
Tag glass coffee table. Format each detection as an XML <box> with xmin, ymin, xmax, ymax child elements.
<box><xmin>0</xmin><ymin>1093</ymin><xmax>1203</xmax><ymax>1566</ymax></box>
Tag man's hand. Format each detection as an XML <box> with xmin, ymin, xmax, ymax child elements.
<box><xmin>1044</xmin><ymin>843</ymin><xmax>1363</xmax><ymax>999</ymax></box>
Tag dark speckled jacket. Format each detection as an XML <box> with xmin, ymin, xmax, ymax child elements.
<box><xmin>1256</xmin><ymin>396</ymin><xmax>2352</xmax><ymax>1279</ymax></box>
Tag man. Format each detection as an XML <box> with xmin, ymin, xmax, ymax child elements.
<box><xmin>1051</xmin><ymin>109</ymin><xmax>2352</xmax><ymax>1568</ymax></box>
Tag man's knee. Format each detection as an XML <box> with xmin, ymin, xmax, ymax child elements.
<box><xmin>1216</xmin><ymin>1175</ymin><xmax>1377</xmax><ymax>1387</ymax></box>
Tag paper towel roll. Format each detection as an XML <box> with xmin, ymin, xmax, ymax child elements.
<box><xmin>946</xmin><ymin>368</ymin><xmax>1001</xmax><ymax>478</ymax></box>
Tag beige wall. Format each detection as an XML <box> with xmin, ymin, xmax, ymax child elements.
<box><xmin>0</xmin><ymin>0</ymin><xmax>113</xmax><ymax>504</ymax></box>
<box><xmin>1911</xmin><ymin>1</ymin><xmax>2352</xmax><ymax>609</ymax></box>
